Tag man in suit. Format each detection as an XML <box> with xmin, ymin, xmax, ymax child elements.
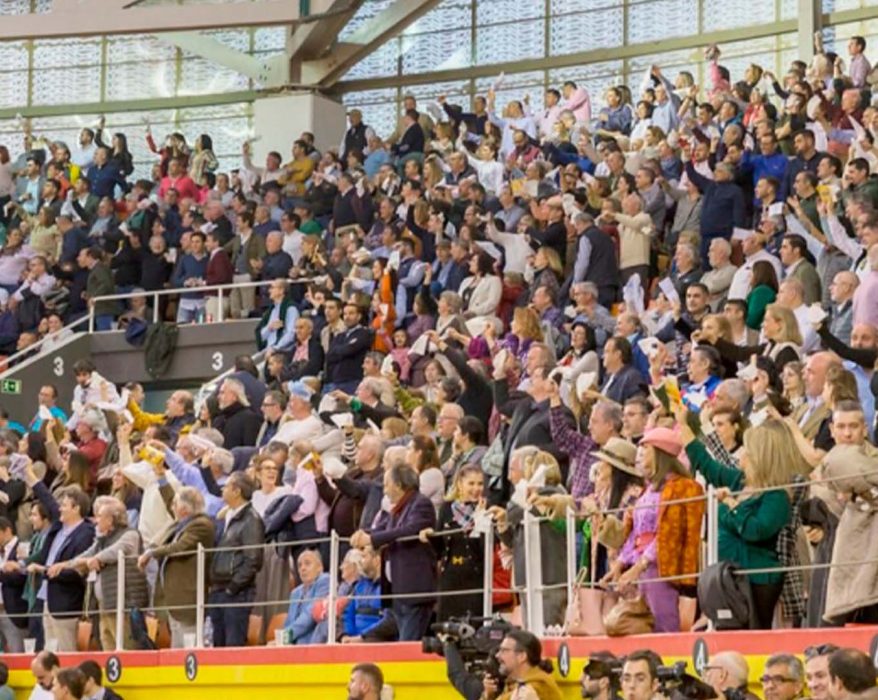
<box><xmin>325</xmin><ymin>302</ymin><xmax>372</xmax><ymax>395</ymax></box>
<box><xmin>391</xmin><ymin>109</ymin><xmax>426</xmax><ymax>159</ymax></box>
<box><xmin>795</xmin><ymin>352</ymin><xmax>842</xmax><ymax>440</ymax></box>
<box><xmin>781</xmin><ymin>234</ymin><xmax>822</xmax><ymax>305</ymax></box>
<box><xmin>81</xmin><ymin>246</ymin><xmax>119</xmax><ymax>331</ymax></box>
<box><xmin>69</xmin><ymin>176</ymin><xmax>100</xmax><ymax>226</ymax></box>
<box><xmin>138</xmin><ymin>485</ymin><xmax>215</xmax><ymax>648</ymax></box>
<box><xmin>229</xmin><ymin>209</ymin><xmax>266</xmax><ymax>319</ymax></box>
<box><xmin>0</xmin><ymin>516</ymin><xmax>26</xmax><ymax>652</ymax></box>
<box><xmin>28</xmin><ymin>478</ymin><xmax>95</xmax><ymax>652</ymax></box>
<box><xmin>350</xmin><ymin>464</ymin><xmax>436</xmax><ymax>641</ymax></box>
<box><xmin>494</xmin><ymin>360</ymin><xmax>576</xmax><ymax>499</ymax></box>
<box><xmin>601</xmin><ymin>336</ymin><xmax>648</xmax><ymax>405</ymax></box>
<box><xmin>78</xmin><ymin>659</ymin><xmax>124</xmax><ymax>700</ymax></box>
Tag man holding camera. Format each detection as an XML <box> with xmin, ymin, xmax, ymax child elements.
<box><xmin>701</xmin><ymin>652</ymin><xmax>759</xmax><ymax>700</ymax></box>
<box><xmin>620</xmin><ymin>651</ymin><xmax>664</xmax><ymax>700</ymax></box>
<box><xmin>484</xmin><ymin>629</ymin><xmax>561</xmax><ymax>700</ymax></box>
<box><xmin>582</xmin><ymin>653</ymin><xmax>623</xmax><ymax>700</ymax></box>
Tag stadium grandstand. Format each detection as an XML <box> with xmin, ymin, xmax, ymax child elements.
<box><xmin>1</xmin><ymin>0</ymin><xmax>878</xmax><ymax>698</ymax></box>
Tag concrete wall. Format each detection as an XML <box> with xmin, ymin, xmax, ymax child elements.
<box><xmin>251</xmin><ymin>92</ymin><xmax>347</xmax><ymax>160</ymax></box>
<box><xmin>0</xmin><ymin>320</ymin><xmax>260</xmax><ymax>425</ymax></box>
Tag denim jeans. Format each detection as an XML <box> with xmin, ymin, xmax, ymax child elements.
<box><xmin>390</xmin><ymin>600</ymin><xmax>433</xmax><ymax>641</ymax></box>
<box><xmin>208</xmin><ymin>587</ymin><xmax>255</xmax><ymax>647</ymax></box>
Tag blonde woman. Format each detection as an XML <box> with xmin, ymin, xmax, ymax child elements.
<box><xmin>492</xmin><ymin>449</ymin><xmax>569</xmax><ymax>626</ymax></box>
<box><xmin>419</xmin><ymin>464</ymin><xmax>486</xmax><ymax>621</ymax></box>
<box><xmin>699</xmin><ymin>303</ymin><xmax>802</xmax><ymax>373</ymax></box>
<box><xmin>681</xmin><ymin>413</ymin><xmax>805</xmax><ymax>628</ymax></box>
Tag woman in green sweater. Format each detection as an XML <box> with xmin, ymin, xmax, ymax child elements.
<box><xmin>745</xmin><ymin>260</ymin><xmax>779</xmax><ymax>329</ymax></box>
<box><xmin>677</xmin><ymin>409</ymin><xmax>804</xmax><ymax>628</ymax></box>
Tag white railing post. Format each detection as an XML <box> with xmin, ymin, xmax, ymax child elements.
<box><xmin>87</xmin><ymin>306</ymin><xmax>95</xmax><ymax>333</ymax></box>
<box><xmin>152</xmin><ymin>292</ymin><xmax>160</xmax><ymax>323</ymax></box>
<box><xmin>196</xmin><ymin>543</ymin><xmax>205</xmax><ymax>647</ymax></box>
<box><xmin>217</xmin><ymin>289</ymin><xmax>224</xmax><ymax>323</ymax></box>
<box><xmin>116</xmin><ymin>549</ymin><xmax>125</xmax><ymax>650</ymax></box>
<box><xmin>707</xmin><ymin>485</ymin><xmax>719</xmax><ymax>567</ymax></box>
<box><xmin>326</xmin><ymin>531</ymin><xmax>339</xmax><ymax>645</ymax></box>
<box><xmin>565</xmin><ymin>506</ymin><xmax>576</xmax><ymax>620</ymax></box>
<box><xmin>482</xmin><ymin>524</ymin><xmax>494</xmax><ymax>619</ymax></box>
<box><xmin>522</xmin><ymin>509</ymin><xmax>544</xmax><ymax>635</ymax></box>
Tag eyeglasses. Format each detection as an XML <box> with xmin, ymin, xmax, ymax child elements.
<box><xmin>804</xmin><ymin>644</ymin><xmax>838</xmax><ymax>660</ymax></box>
<box><xmin>496</xmin><ymin>646</ymin><xmax>520</xmax><ymax>654</ymax></box>
<box><xmin>760</xmin><ymin>675</ymin><xmax>796</xmax><ymax>685</ymax></box>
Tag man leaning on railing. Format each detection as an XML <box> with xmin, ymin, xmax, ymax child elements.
<box><xmin>207</xmin><ymin>471</ymin><xmax>264</xmax><ymax>648</ymax></box>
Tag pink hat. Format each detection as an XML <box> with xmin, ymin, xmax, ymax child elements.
<box><xmin>640</xmin><ymin>427</ymin><xmax>683</xmax><ymax>457</ymax></box>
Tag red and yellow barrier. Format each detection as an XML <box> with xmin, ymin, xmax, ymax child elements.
<box><xmin>4</xmin><ymin>627</ymin><xmax>878</xmax><ymax>699</ymax></box>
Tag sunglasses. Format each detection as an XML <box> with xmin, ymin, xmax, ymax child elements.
<box><xmin>804</xmin><ymin>644</ymin><xmax>838</xmax><ymax>660</ymax></box>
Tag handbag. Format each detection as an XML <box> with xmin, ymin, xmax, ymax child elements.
<box><xmin>76</xmin><ymin>579</ymin><xmax>100</xmax><ymax>652</ymax></box>
<box><xmin>603</xmin><ymin>594</ymin><xmax>655</xmax><ymax>637</ymax></box>
<box><xmin>565</xmin><ymin>568</ymin><xmax>613</xmax><ymax>636</ymax></box>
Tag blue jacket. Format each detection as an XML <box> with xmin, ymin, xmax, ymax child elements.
<box><xmin>741</xmin><ymin>151</ymin><xmax>788</xmax><ymax>206</ymax></box>
<box><xmin>685</xmin><ymin>162</ymin><xmax>746</xmax><ymax>237</ymax></box>
<box><xmin>342</xmin><ymin>576</ymin><xmax>382</xmax><ymax>637</ymax></box>
<box><xmin>86</xmin><ymin>163</ymin><xmax>126</xmax><ymax>198</ymax></box>
<box><xmin>33</xmin><ymin>483</ymin><xmax>96</xmax><ymax>617</ymax></box>
<box><xmin>171</xmin><ymin>253</ymin><xmax>208</xmax><ymax>300</ymax></box>
<box><xmin>285</xmin><ymin>572</ymin><xmax>330</xmax><ymax>644</ymax></box>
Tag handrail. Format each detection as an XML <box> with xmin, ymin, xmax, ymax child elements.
<box><xmin>87</xmin><ymin>276</ymin><xmax>320</xmax><ymax>331</ymax></box>
<box><xmin>0</xmin><ymin>315</ymin><xmax>89</xmax><ymax>374</ymax></box>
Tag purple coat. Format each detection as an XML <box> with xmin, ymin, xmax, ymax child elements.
<box><xmin>370</xmin><ymin>491</ymin><xmax>437</xmax><ymax>605</ymax></box>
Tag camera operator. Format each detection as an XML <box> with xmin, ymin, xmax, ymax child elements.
<box><xmin>442</xmin><ymin>636</ymin><xmax>504</xmax><ymax>700</ymax></box>
<box><xmin>485</xmin><ymin>630</ymin><xmax>561</xmax><ymax>700</ymax></box>
<box><xmin>702</xmin><ymin>652</ymin><xmax>759</xmax><ymax>700</ymax></box>
<box><xmin>582</xmin><ymin>653</ymin><xmax>623</xmax><ymax>700</ymax></box>
<box><xmin>621</xmin><ymin>651</ymin><xmax>665</xmax><ymax>700</ymax></box>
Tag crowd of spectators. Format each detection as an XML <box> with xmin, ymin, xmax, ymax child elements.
<box><xmin>0</xmin><ymin>31</ymin><xmax>877</xmax><ymax>656</ymax></box>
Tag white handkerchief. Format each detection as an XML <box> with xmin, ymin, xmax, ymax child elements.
<box><xmin>807</xmin><ymin>304</ymin><xmax>828</xmax><ymax>326</ymax></box>
<box><xmin>330</xmin><ymin>413</ymin><xmax>354</xmax><ymax>429</ymax></box>
<box><xmin>657</xmin><ymin>278</ymin><xmax>681</xmax><ymax>306</ymax></box>
<box><xmin>732</xmin><ymin>227</ymin><xmax>755</xmax><ymax>241</ymax></box>
<box><xmin>638</xmin><ymin>336</ymin><xmax>661</xmax><ymax>359</ymax></box>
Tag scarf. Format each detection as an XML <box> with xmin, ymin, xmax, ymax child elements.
<box><xmin>450</xmin><ymin>500</ymin><xmax>479</xmax><ymax>530</ymax></box>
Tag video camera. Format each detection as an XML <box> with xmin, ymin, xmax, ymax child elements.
<box><xmin>422</xmin><ymin>615</ymin><xmax>513</xmax><ymax>674</ymax></box>
<box><xmin>656</xmin><ymin>661</ymin><xmax>716</xmax><ymax>700</ymax></box>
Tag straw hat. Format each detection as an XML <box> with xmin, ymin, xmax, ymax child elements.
<box><xmin>591</xmin><ymin>437</ymin><xmax>639</xmax><ymax>476</ymax></box>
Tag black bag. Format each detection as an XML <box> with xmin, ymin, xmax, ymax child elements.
<box><xmin>697</xmin><ymin>561</ymin><xmax>758</xmax><ymax>630</ymax></box>
<box><xmin>144</xmin><ymin>322</ymin><xmax>178</xmax><ymax>379</ymax></box>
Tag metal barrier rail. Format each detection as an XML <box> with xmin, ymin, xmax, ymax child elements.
<box><xmin>87</xmin><ymin>276</ymin><xmax>319</xmax><ymax>331</ymax></box>
<box><xmin>8</xmin><ymin>459</ymin><xmax>877</xmax><ymax>651</ymax></box>
<box><xmin>0</xmin><ymin>315</ymin><xmax>89</xmax><ymax>371</ymax></box>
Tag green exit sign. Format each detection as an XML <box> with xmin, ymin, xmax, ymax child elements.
<box><xmin>0</xmin><ymin>379</ymin><xmax>21</xmax><ymax>395</ymax></box>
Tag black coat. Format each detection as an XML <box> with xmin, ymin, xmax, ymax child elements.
<box><xmin>325</xmin><ymin>325</ymin><xmax>372</xmax><ymax>385</ymax></box>
<box><xmin>280</xmin><ymin>336</ymin><xmax>324</xmax><ymax>382</ymax></box>
<box><xmin>210</xmin><ymin>502</ymin><xmax>264</xmax><ymax>594</ymax></box>
<box><xmin>495</xmin><ymin>380</ymin><xmax>576</xmax><ymax>496</ymax></box>
<box><xmin>0</xmin><ymin>536</ymin><xmax>28</xmax><ymax>629</ymax></box>
<box><xmin>213</xmin><ymin>401</ymin><xmax>261</xmax><ymax>449</ymax></box>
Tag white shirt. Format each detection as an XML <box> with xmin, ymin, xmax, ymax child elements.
<box><xmin>0</xmin><ymin>536</ymin><xmax>17</xmax><ymax>600</ymax></box>
<box><xmin>727</xmin><ymin>249</ymin><xmax>783</xmax><ymax>300</ymax></box>
<box><xmin>282</xmin><ymin>230</ymin><xmax>304</xmax><ymax>265</ymax></box>
<box><xmin>29</xmin><ymin>685</ymin><xmax>54</xmax><ymax>700</ymax></box>
<box><xmin>792</xmin><ymin>303</ymin><xmax>820</xmax><ymax>352</ymax></box>
<box><xmin>274</xmin><ymin>413</ymin><xmax>325</xmax><ymax>447</ymax></box>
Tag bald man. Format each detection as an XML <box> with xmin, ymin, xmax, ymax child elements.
<box><xmin>829</xmin><ymin>271</ymin><xmax>860</xmax><ymax>344</ymax></box>
<box><xmin>703</xmin><ymin>652</ymin><xmax>759</xmax><ymax>700</ymax></box>
<box><xmin>796</xmin><ymin>352</ymin><xmax>843</xmax><ymax>439</ymax></box>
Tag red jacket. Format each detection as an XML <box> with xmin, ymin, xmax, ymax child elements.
<box><xmin>205</xmin><ymin>249</ymin><xmax>233</xmax><ymax>295</ymax></box>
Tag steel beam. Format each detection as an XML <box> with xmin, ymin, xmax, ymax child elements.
<box><xmin>159</xmin><ymin>31</ymin><xmax>290</xmax><ymax>86</ymax></box>
<box><xmin>0</xmin><ymin>0</ymin><xmax>301</xmax><ymax>40</ymax></box>
<box><xmin>333</xmin><ymin>19</ymin><xmax>798</xmax><ymax>94</ymax></box>
<box><xmin>0</xmin><ymin>90</ymin><xmax>260</xmax><ymax>121</ymax></box>
<box><xmin>799</xmin><ymin>0</ymin><xmax>820</xmax><ymax>62</ymax></box>
<box><xmin>300</xmin><ymin>0</ymin><xmax>442</xmax><ymax>88</ymax></box>
<box><xmin>288</xmin><ymin>0</ymin><xmax>365</xmax><ymax>61</ymax></box>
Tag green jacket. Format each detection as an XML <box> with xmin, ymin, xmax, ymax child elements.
<box><xmin>87</xmin><ymin>261</ymin><xmax>121</xmax><ymax>316</ymax></box>
<box><xmin>745</xmin><ymin>285</ymin><xmax>776</xmax><ymax>330</ymax></box>
<box><xmin>686</xmin><ymin>441</ymin><xmax>790</xmax><ymax>584</ymax></box>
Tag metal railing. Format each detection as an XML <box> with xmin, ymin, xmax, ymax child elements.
<box><xmin>0</xmin><ymin>314</ymin><xmax>89</xmax><ymax>373</ymax></box>
<box><xmin>4</xmin><ymin>463</ymin><xmax>876</xmax><ymax>652</ymax></box>
<box><xmin>86</xmin><ymin>276</ymin><xmax>320</xmax><ymax>332</ymax></box>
